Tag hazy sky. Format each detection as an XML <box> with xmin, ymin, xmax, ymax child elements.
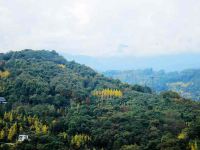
<box><xmin>1</xmin><ymin>0</ymin><xmax>200</xmax><ymax>57</ymax></box>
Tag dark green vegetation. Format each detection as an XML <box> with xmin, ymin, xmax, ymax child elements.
<box><xmin>104</xmin><ymin>69</ymin><xmax>200</xmax><ymax>100</ymax></box>
<box><xmin>0</xmin><ymin>50</ymin><xmax>200</xmax><ymax>150</ymax></box>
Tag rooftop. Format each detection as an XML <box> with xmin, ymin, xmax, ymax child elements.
<box><xmin>0</xmin><ymin>97</ymin><xmax>6</xmax><ymax>102</ymax></box>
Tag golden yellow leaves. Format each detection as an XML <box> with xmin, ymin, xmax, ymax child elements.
<box><xmin>92</xmin><ymin>89</ymin><xmax>123</xmax><ymax>98</ymax></box>
<box><xmin>58</xmin><ymin>64</ymin><xmax>66</xmax><ymax>69</ymax></box>
<box><xmin>8</xmin><ymin>123</ymin><xmax>17</xmax><ymax>141</ymax></box>
<box><xmin>177</xmin><ymin>132</ymin><xmax>187</xmax><ymax>140</ymax></box>
<box><xmin>28</xmin><ymin>116</ymin><xmax>48</xmax><ymax>135</ymax></box>
<box><xmin>1</xmin><ymin>112</ymin><xmax>49</xmax><ymax>142</ymax></box>
<box><xmin>71</xmin><ymin>134</ymin><xmax>91</xmax><ymax>148</ymax></box>
<box><xmin>0</xmin><ymin>70</ymin><xmax>10</xmax><ymax>78</ymax></box>
<box><xmin>190</xmin><ymin>140</ymin><xmax>198</xmax><ymax>150</ymax></box>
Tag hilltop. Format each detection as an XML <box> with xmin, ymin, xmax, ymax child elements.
<box><xmin>0</xmin><ymin>50</ymin><xmax>200</xmax><ymax>150</ymax></box>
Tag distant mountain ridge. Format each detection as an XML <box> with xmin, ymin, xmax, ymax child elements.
<box><xmin>104</xmin><ymin>68</ymin><xmax>200</xmax><ymax>100</ymax></box>
<box><xmin>61</xmin><ymin>52</ymin><xmax>200</xmax><ymax>72</ymax></box>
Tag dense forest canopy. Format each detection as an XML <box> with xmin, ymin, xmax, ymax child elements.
<box><xmin>0</xmin><ymin>50</ymin><xmax>200</xmax><ymax>150</ymax></box>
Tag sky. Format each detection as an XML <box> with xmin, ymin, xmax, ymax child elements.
<box><xmin>0</xmin><ymin>0</ymin><xmax>200</xmax><ymax>57</ymax></box>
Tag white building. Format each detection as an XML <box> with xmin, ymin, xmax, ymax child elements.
<box><xmin>18</xmin><ymin>135</ymin><xmax>29</xmax><ymax>142</ymax></box>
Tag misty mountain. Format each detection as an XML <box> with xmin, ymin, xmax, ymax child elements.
<box><xmin>104</xmin><ymin>68</ymin><xmax>200</xmax><ymax>100</ymax></box>
<box><xmin>61</xmin><ymin>52</ymin><xmax>200</xmax><ymax>72</ymax></box>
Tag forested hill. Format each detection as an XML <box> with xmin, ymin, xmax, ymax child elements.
<box><xmin>0</xmin><ymin>49</ymin><xmax>151</xmax><ymax>105</ymax></box>
<box><xmin>104</xmin><ymin>69</ymin><xmax>200</xmax><ymax>100</ymax></box>
<box><xmin>0</xmin><ymin>50</ymin><xmax>200</xmax><ymax>150</ymax></box>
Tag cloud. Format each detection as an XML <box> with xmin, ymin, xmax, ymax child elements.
<box><xmin>0</xmin><ymin>0</ymin><xmax>200</xmax><ymax>57</ymax></box>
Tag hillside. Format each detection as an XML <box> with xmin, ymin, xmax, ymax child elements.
<box><xmin>104</xmin><ymin>69</ymin><xmax>200</xmax><ymax>100</ymax></box>
<box><xmin>0</xmin><ymin>50</ymin><xmax>200</xmax><ymax>150</ymax></box>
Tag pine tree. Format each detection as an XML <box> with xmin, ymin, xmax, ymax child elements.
<box><xmin>9</xmin><ymin>113</ymin><xmax>13</xmax><ymax>122</ymax></box>
<box><xmin>19</xmin><ymin>125</ymin><xmax>23</xmax><ymax>133</ymax></box>
<box><xmin>42</xmin><ymin>125</ymin><xmax>48</xmax><ymax>134</ymax></box>
<box><xmin>34</xmin><ymin>120</ymin><xmax>41</xmax><ymax>134</ymax></box>
<box><xmin>71</xmin><ymin>134</ymin><xmax>91</xmax><ymax>148</ymax></box>
<box><xmin>0</xmin><ymin>129</ymin><xmax>5</xmax><ymax>140</ymax></box>
<box><xmin>27</xmin><ymin>116</ymin><xmax>32</xmax><ymax>125</ymax></box>
<box><xmin>8</xmin><ymin>123</ymin><xmax>17</xmax><ymax>141</ymax></box>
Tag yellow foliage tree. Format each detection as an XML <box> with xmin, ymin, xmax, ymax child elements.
<box><xmin>0</xmin><ymin>130</ymin><xmax>5</xmax><ymax>140</ymax></box>
<box><xmin>4</xmin><ymin>112</ymin><xmax>13</xmax><ymax>122</ymax></box>
<box><xmin>58</xmin><ymin>132</ymin><xmax>68</xmax><ymax>140</ymax></box>
<box><xmin>177</xmin><ymin>132</ymin><xmax>187</xmax><ymax>140</ymax></box>
<box><xmin>190</xmin><ymin>140</ymin><xmax>198</xmax><ymax>150</ymax></box>
<box><xmin>42</xmin><ymin>125</ymin><xmax>48</xmax><ymax>134</ymax></box>
<box><xmin>9</xmin><ymin>113</ymin><xmax>13</xmax><ymax>122</ymax></box>
<box><xmin>92</xmin><ymin>89</ymin><xmax>123</xmax><ymax>98</ymax></box>
<box><xmin>58</xmin><ymin>64</ymin><xmax>66</xmax><ymax>69</ymax></box>
<box><xmin>71</xmin><ymin>134</ymin><xmax>91</xmax><ymax>148</ymax></box>
<box><xmin>0</xmin><ymin>70</ymin><xmax>10</xmax><ymax>78</ymax></box>
<box><xmin>34</xmin><ymin>120</ymin><xmax>41</xmax><ymax>134</ymax></box>
<box><xmin>27</xmin><ymin>116</ymin><xmax>32</xmax><ymax>125</ymax></box>
<box><xmin>8</xmin><ymin>123</ymin><xmax>17</xmax><ymax>141</ymax></box>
